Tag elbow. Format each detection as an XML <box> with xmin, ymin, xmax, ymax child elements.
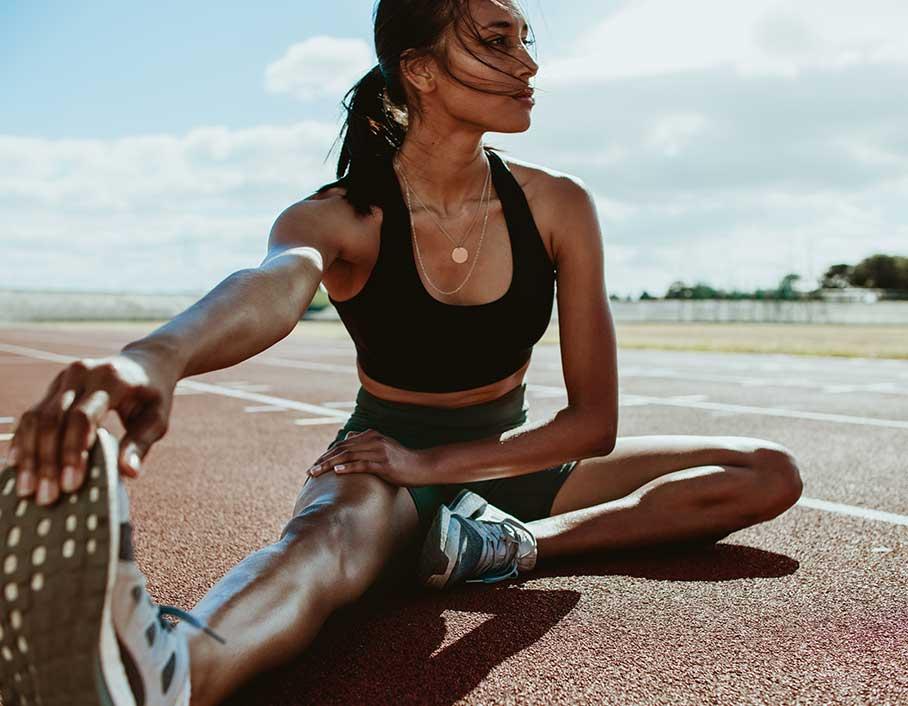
<box><xmin>597</xmin><ymin>430</ymin><xmax>617</xmax><ymax>455</ymax></box>
<box><xmin>587</xmin><ymin>422</ymin><xmax>616</xmax><ymax>456</ymax></box>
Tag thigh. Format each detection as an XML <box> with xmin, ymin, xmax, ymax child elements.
<box><xmin>549</xmin><ymin>434</ymin><xmax>779</xmax><ymax>516</ymax></box>
<box><xmin>288</xmin><ymin>457</ymin><xmax>423</xmax><ymax>591</ymax></box>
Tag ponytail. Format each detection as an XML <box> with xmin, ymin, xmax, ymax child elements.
<box><xmin>321</xmin><ymin>63</ymin><xmax>408</xmax><ymax>217</ymax></box>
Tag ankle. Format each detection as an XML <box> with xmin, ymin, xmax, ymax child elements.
<box><xmin>180</xmin><ymin>624</ymin><xmax>217</xmax><ymax>706</ymax></box>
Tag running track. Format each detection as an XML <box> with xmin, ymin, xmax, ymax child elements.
<box><xmin>0</xmin><ymin>323</ymin><xmax>905</xmax><ymax>705</ymax></box>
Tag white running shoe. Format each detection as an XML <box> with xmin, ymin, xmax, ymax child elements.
<box><xmin>418</xmin><ymin>489</ymin><xmax>538</xmax><ymax>590</ymax></box>
<box><xmin>0</xmin><ymin>426</ymin><xmax>226</xmax><ymax>706</ymax></box>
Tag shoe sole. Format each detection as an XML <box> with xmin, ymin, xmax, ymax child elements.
<box><xmin>0</xmin><ymin>427</ymin><xmax>136</xmax><ymax>706</ymax></box>
<box><xmin>417</xmin><ymin>505</ymin><xmax>461</xmax><ymax>590</ymax></box>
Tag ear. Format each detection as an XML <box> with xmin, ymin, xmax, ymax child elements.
<box><xmin>400</xmin><ymin>49</ymin><xmax>437</xmax><ymax>95</ymax></box>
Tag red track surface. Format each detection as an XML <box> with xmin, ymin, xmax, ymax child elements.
<box><xmin>1</xmin><ymin>323</ymin><xmax>905</xmax><ymax>705</ymax></box>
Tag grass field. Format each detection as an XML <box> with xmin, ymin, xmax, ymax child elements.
<box><xmin>7</xmin><ymin>319</ymin><xmax>905</xmax><ymax>360</ymax></box>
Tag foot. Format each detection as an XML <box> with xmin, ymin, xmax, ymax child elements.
<box><xmin>418</xmin><ymin>489</ymin><xmax>538</xmax><ymax>590</ymax></box>
<box><xmin>0</xmin><ymin>426</ymin><xmax>226</xmax><ymax>706</ymax></box>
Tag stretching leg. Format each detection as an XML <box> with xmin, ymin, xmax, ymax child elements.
<box><xmin>174</xmin><ymin>472</ymin><xmax>419</xmax><ymax>706</ymax></box>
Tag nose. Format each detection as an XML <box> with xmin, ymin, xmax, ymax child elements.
<box><xmin>518</xmin><ymin>48</ymin><xmax>538</xmax><ymax>80</ymax></box>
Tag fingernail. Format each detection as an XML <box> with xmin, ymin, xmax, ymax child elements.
<box><xmin>37</xmin><ymin>478</ymin><xmax>52</xmax><ymax>504</ymax></box>
<box><xmin>127</xmin><ymin>450</ymin><xmax>141</xmax><ymax>473</ymax></box>
<box><xmin>61</xmin><ymin>465</ymin><xmax>77</xmax><ymax>492</ymax></box>
<box><xmin>334</xmin><ymin>464</ymin><xmax>346</xmax><ymax>471</ymax></box>
<box><xmin>16</xmin><ymin>470</ymin><xmax>36</xmax><ymax>496</ymax></box>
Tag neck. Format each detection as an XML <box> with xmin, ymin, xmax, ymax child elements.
<box><xmin>393</xmin><ymin>119</ymin><xmax>490</xmax><ymax>219</ymax></box>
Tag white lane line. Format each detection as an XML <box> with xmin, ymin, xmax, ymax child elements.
<box><xmin>797</xmin><ymin>497</ymin><xmax>908</xmax><ymax>527</ymax></box>
<box><xmin>4</xmin><ymin>341</ymin><xmax>908</xmax><ymax>525</ymax></box>
<box><xmin>217</xmin><ymin>381</ymin><xmax>273</xmax><ymax>392</ymax></box>
<box><xmin>293</xmin><ymin>417</ymin><xmax>348</xmax><ymax>426</ymax></box>
<box><xmin>259</xmin><ymin>357</ymin><xmax>356</xmax><ymax>374</ymax></box>
<box><xmin>633</xmin><ymin>394</ymin><xmax>908</xmax><ymax>430</ymax></box>
<box><xmin>0</xmin><ymin>343</ymin><xmax>349</xmax><ymax>420</ymax></box>
<box><xmin>173</xmin><ymin>388</ymin><xmax>207</xmax><ymax>396</ymax></box>
<box><xmin>3</xmin><ymin>342</ymin><xmax>906</xmax><ymax>429</ymax></box>
<box><xmin>176</xmin><ymin>380</ymin><xmax>348</xmax><ymax>419</ymax></box>
<box><xmin>0</xmin><ymin>343</ymin><xmax>72</xmax><ymax>363</ymax></box>
<box><xmin>243</xmin><ymin>405</ymin><xmax>289</xmax><ymax>413</ymax></box>
<box><xmin>535</xmin><ymin>362</ymin><xmax>908</xmax><ymax>396</ymax></box>
<box><xmin>526</xmin><ymin>383</ymin><xmax>567</xmax><ymax>397</ymax></box>
<box><xmin>537</xmin><ymin>386</ymin><xmax>908</xmax><ymax>429</ymax></box>
<box><xmin>321</xmin><ymin>401</ymin><xmax>356</xmax><ymax>409</ymax></box>
<box><xmin>0</xmin><ymin>417</ymin><xmax>13</xmax><ymax>424</ymax></box>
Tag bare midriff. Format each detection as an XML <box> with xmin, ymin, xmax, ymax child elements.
<box><xmin>357</xmin><ymin>356</ymin><xmax>531</xmax><ymax>409</ymax></box>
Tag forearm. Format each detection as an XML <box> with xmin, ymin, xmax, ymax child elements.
<box><xmin>120</xmin><ymin>264</ymin><xmax>313</xmax><ymax>381</ymax></box>
<box><xmin>424</xmin><ymin>405</ymin><xmax>616</xmax><ymax>485</ymax></box>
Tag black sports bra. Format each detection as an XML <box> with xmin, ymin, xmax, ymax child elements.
<box><xmin>328</xmin><ymin>147</ymin><xmax>556</xmax><ymax>393</ymax></box>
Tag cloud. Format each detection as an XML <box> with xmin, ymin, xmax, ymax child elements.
<box><xmin>264</xmin><ymin>36</ymin><xmax>375</xmax><ymax>101</ymax></box>
<box><xmin>0</xmin><ymin>121</ymin><xmax>345</xmax><ymax>292</ymax></box>
<box><xmin>3</xmin><ymin>3</ymin><xmax>906</xmax><ymax>300</ymax></box>
<box><xmin>538</xmin><ymin>0</ymin><xmax>908</xmax><ymax>85</ymax></box>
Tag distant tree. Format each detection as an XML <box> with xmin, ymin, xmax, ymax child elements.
<box><xmin>665</xmin><ymin>281</ymin><xmax>691</xmax><ymax>299</ymax></box>
<box><xmin>639</xmin><ymin>290</ymin><xmax>655</xmax><ymax>300</ymax></box>
<box><xmin>851</xmin><ymin>254</ymin><xmax>908</xmax><ymax>289</ymax></box>
<box><xmin>776</xmin><ymin>273</ymin><xmax>801</xmax><ymax>300</ymax></box>
<box><xmin>820</xmin><ymin>264</ymin><xmax>852</xmax><ymax>289</ymax></box>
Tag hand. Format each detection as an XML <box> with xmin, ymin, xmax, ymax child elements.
<box><xmin>306</xmin><ymin>429</ymin><xmax>431</xmax><ymax>487</ymax></box>
<box><xmin>4</xmin><ymin>350</ymin><xmax>178</xmax><ymax>506</ymax></box>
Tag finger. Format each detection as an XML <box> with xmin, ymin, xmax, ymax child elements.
<box><xmin>14</xmin><ymin>412</ymin><xmax>39</xmax><ymax>497</ymax></box>
<box><xmin>308</xmin><ymin>432</ymin><xmax>361</xmax><ymax>469</ymax></box>
<box><xmin>332</xmin><ymin>460</ymin><xmax>383</xmax><ymax>475</ymax></box>
<box><xmin>13</xmin><ymin>368</ymin><xmax>66</xmax><ymax>497</ymax></box>
<box><xmin>58</xmin><ymin>388</ymin><xmax>111</xmax><ymax>492</ymax></box>
<box><xmin>118</xmin><ymin>403</ymin><xmax>168</xmax><ymax>478</ymax></box>
<box><xmin>308</xmin><ymin>440</ymin><xmax>382</xmax><ymax>474</ymax></box>
<box><xmin>35</xmin><ymin>384</ymin><xmax>96</xmax><ymax>505</ymax></box>
<box><xmin>309</xmin><ymin>450</ymin><xmax>383</xmax><ymax>476</ymax></box>
<box><xmin>32</xmin><ymin>362</ymin><xmax>93</xmax><ymax>503</ymax></box>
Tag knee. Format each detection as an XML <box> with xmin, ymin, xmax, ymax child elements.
<box><xmin>279</xmin><ymin>477</ymin><xmax>400</xmax><ymax>600</ymax></box>
<box><xmin>749</xmin><ymin>445</ymin><xmax>804</xmax><ymax>520</ymax></box>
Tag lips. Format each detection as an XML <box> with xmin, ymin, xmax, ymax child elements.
<box><xmin>513</xmin><ymin>87</ymin><xmax>534</xmax><ymax>98</ymax></box>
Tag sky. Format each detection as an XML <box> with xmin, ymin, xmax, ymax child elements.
<box><xmin>2</xmin><ymin>0</ymin><xmax>906</xmax><ymax>298</ymax></box>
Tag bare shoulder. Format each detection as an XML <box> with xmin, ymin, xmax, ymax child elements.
<box><xmin>495</xmin><ymin>152</ymin><xmax>591</xmax><ymax>266</ymax></box>
<box><xmin>267</xmin><ymin>181</ymin><xmax>378</xmax><ymax>273</ymax></box>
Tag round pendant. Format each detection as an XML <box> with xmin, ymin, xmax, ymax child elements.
<box><xmin>452</xmin><ymin>247</ymin><xmax>469</xmax><ymax>264</ymax></box>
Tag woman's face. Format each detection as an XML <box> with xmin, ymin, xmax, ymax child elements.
<box><xmin>412</xmin><ymin>0</ymin><xmax>539</xmax><ymax>134</ymax></box>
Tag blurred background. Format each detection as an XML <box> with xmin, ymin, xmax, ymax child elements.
<box><xmin>2</xmin><ymin>0</ymin><xmax>906</xmax><ymax>356</ymax></box>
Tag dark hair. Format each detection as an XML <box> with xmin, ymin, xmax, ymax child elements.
<box><xmin>316</xmin><ymin>0</ymin><xmax>537</xmax><ymax>217</ymax></box>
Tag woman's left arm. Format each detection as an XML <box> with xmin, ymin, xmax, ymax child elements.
<box><xmin>308</xmin><ymin>176</ymin><xmax>619</xmax><ymax>487</ymax></box>
<box><xmin>424</xmin><ymin>176</ymin><xmax>618</xmax><ymax>484</ymax></box>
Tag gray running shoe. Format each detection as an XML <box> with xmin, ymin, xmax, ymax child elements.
<box><xmin>0</xmin><ymin>426</ymin><xmax>226</xmax><ymax>706</ymax></box>
<box><xmin>418</xmin><ymin>489</ymin><xmax>538</xmax><ymax>590</ymax></box>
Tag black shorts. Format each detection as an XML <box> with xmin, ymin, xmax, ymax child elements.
<box><xmin>326</xmin><ymin>382</ymin><xmax>578</xmax><ymax>537</ymax></box>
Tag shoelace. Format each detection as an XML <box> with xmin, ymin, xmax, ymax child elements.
<box><xmin>465</xmin><ymin>520</ymin><xmax>521</xmax><ymax>585</ymax></box>
<box><xmin>157</xmin><ymin>604</ymin><xmax>227</xmax><ymax>645</ymax></box>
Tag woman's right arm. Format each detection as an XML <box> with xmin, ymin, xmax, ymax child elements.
<box><xmin>6</xmin><ymin>198</ymin><xmax>345</xmax><ymax>504</ymax></box>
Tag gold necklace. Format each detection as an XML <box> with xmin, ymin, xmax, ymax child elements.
<box><xmin>397</xmin><ymin>155</ymin><xmax>493</xmax><ymax>297</ymax></box>
<box><xmin>394</xmin><ymin>153</ymin><xmax>490</xmax><ymax>264</ymax></box>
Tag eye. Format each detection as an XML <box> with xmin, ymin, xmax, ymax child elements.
<box><xmin>489</xmin><ymin>35</ymin><xmax>535</xmax><ymax>48</ymax></box>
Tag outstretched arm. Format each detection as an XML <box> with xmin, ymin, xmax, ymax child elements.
<box><xmin>7</xmin><ymin>197</ymin><xmax>345</xmax><ymax>502</ymax></box>
<box><xmin>122</xmin><ymin>198</ymin><xmax>342</xmax><ymax>379</ymax></box>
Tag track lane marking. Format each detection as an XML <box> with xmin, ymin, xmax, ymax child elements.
<box><xmin>796</xmin><ymin>497</ymin><xmax>908</xmax><ymax>527</ymax></box>
<box><xmin>3</xmin><ymin>341</ymin><xmax>908</xmax><ymax>526</ymax></box>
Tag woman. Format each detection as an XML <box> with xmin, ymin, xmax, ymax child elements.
<box><xmin>0</xmin><ymin>1</ymin><xmax>804</xmax><ymax>704</ymax></box>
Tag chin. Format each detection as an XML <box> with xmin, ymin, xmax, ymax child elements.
<box><xmin>494</xmin><ymin>118</ymin><xmax>532</xmax><ymax>134</ymax></box>
<box><xmin>484</xmin><ymin>113</ymin><xmax>532</xmax><ymax>134</ymax></box>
